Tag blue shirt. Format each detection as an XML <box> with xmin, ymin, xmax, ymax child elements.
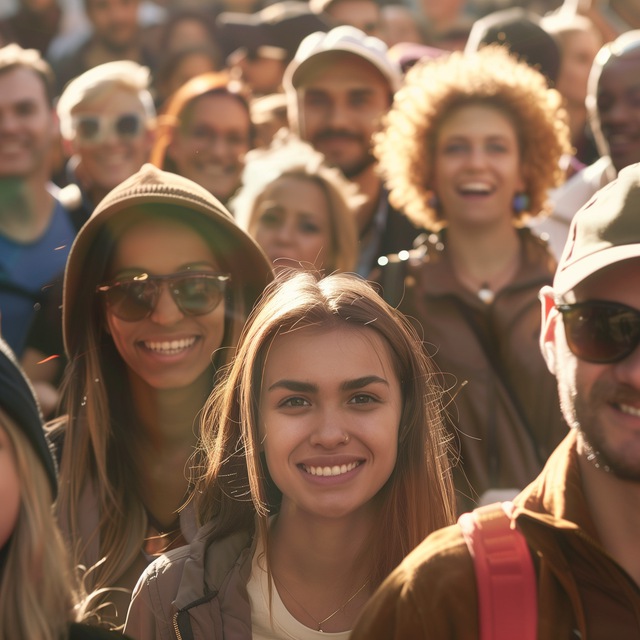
<box><xmin>0</xmin><ymin>199</ymin><xmax>75</xmax><ymax>356</ymax></box>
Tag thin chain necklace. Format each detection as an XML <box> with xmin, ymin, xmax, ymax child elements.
<box><xmin>273</xmin><ymin>573</ymin><xmax>370</xmax><ymax>633</ymax></box>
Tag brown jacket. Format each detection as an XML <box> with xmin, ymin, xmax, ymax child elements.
<box><xmin>350</xmin><ymin>430</ymin><xmax>640</xmax><ymax>640</ymax></box>
<box><xmin>388</xmin><ymin>228</ymin><xmax>566</xmax><ymax>510</ymax></box>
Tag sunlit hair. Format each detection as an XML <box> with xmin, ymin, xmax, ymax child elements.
<box><xmin>586</xmin><ymin>29</ymin><xmax>640</xmax><ymax>158</ymax></box>
<box><xmin>375</xmin><ymin>46</ymin><xmax>572</xmax><ymax>230</ymax></box>
<box><xmin>233</xmin><ymin>132</ymin><xmax>362</xmax><ymax>273</ymax></box>
<box><xmin>56</xmin><ymin>61</ymin><xmax>156</xmax><ymax>141</ymax></box>
<box><xmin>195</xmin><ymin>270</ymin><xmax>456</xmax><ymax>587</ymax></box>
<box><xmin>49</xmin><ymin>205</ymin><xmax>254</xmax><ymax>619</ymax></box>
<box><xmin>0</xmin><ymin>410</ymin><xmax>85</xmax><ymax>640</ymax></box>
<box><xmin>0</xmin><ymin>43</ymin><xmax>55</xmax><ymax>106</ymax></box>
<box><xmin>150</xmin><ymin>71</ymin><xmax>254</xmax><ymax>173</ymax></box>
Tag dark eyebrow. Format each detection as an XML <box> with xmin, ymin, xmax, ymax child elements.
<box><xmin>268</xmin><ymin>380</ymin><xmax>318</xmax><ymax>393</ymax></box>
<box><xmin>267</xmin><ymin>376</ymin><xmax>389</xmax><ymax>393</ymax></box>
<box><xmin>341</xmin><ymin>375</ymin><xmax>388</xmax><ymax>391</ymax></box>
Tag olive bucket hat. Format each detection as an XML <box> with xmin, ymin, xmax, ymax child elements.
<box><xmin>63</xmin><ymin>163</ymin><xmax>273</xmax><ymax>355</ymax></box>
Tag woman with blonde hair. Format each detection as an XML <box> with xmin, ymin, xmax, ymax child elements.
<box><xmin>125</xmin><ymin>269</ymin><xmax>456</xmax><ymax>639</ymax></box>
<box><xmin>375</xmin><ymin>45</ymin><xmax>573</xmax><ymax>511</ymax></box>
<box><xmin>0</xmin><ymin>337</ymin><xmax>124</xmax><ymax>639</ymax></box>
<box><xmin>150</xmin><ymin>72</ymin><xmax>253</xmax><ymax>205</ymax></box>
<box><xmin>49</xmin><ymin>164</ymin><xmax>273</xmax><ymax>628</ymax></box>
<box><xmin>233</xmin><ymin>132</ymin><xmax>362</xmax><ymax>274</ymax></box>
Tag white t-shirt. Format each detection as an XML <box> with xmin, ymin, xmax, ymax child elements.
<box><xmin>247</xmin><ymin>539</ymin><xmax>351</xmax><ymax>640</ymax></box>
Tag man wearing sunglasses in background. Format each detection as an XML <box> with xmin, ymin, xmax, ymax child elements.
<box><xmin>351</xmin><ymin>163</ymin><xmax>640</xmax><ymax>639</ymax></box>
<box><xmin>56</xmin><ymin>59</ymin><xmax>155</xmax><ymax>226</ymax></box>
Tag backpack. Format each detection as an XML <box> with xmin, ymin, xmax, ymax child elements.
<box><xmin>458</xmin><ymin>501</ymin><xmax>537</xmax><ymax>640</ymax></box>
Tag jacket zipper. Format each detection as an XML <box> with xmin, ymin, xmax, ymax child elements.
<box><xmin>173</xmin><ymin>612</ymin><xmax>183</xmax><ymax>640</ymax></box>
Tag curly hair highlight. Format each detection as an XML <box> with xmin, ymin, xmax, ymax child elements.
<box><xmin>375</xmin><ymin>46</ymin><xmax>572</xmax><ymax>230</ymax></box>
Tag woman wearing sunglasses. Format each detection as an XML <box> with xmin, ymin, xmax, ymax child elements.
<box><xmin>374</xmin><ymin>46</ymin><xmax>573</xmax><ymax>512</ymax></box>
<box><xmin>48</xmin><ymin>164</ymin><xmax>273</xmax><ymax>629</ymax></box>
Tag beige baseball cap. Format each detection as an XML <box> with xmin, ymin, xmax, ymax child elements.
<box><xmin>553</xmin><ymin>162</ymin><xmax>640</xmax><ymax>295</ymax></box>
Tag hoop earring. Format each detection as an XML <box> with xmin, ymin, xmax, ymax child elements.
<box><xmin>512</xmin><ymin>193</ymin><xmax>530</xmax><ymax>214</ymax></box>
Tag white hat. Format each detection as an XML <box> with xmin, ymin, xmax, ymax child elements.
<box><xmin>283</xmin><ymin>25</ymin><xmax>402</xmax><ymax>93</ymax></box>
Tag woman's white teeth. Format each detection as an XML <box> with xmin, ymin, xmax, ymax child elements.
<box><xmin>145</xmin><ymin>337</ymin><xmax>196</xmax><ymax>353</ymax></box>
<box><xmin>619</xmin><ymin>403</ymin><xmax>640</xmax><ymax>417</ymax></box>
<box><xmin>303</xmin><ymin>461</ymin><xmax>360</xmax><ymax>476</ymax></box>
<box><xmin>460</xmin><ymin>182</ymin><xmax>491</xmax><ymax>194</ymax></box>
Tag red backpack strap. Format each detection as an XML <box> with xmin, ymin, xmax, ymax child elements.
<box><xmin>458</xmin><ymin>501</ymin><xmax>537</xmax><ymax>640</ymax></box>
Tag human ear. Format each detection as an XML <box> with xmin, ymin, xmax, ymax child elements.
<box><xmin>539</xmin><ymin>285</ymin><xmax>558</xmax><ymax>375</ymax></box>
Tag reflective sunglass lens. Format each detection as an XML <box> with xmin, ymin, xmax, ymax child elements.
<box><xmin>173</xmin><ymin>276</ymin><xmax>226</xmax><ymax>315</ymax></box>
<box><xmin>116</xmin><ymin>114</ymin><xmax>141</xmax><ymax>137</ymax></box>
<box><xmin>561</xmin><ymin>303</ymin><xmax>640</xmax><ymax>363</ymax></box>
<box><xmin>76</xmin><ymin>117</ymin><xmax>100</xmax><ymax>140</ymax></box>
<box><xmin>107</xmin><ymin>281</ymin><xmax>155</xmax><ymax>321</ymax></box>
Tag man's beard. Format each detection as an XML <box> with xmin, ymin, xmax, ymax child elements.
<box><xmin>102</xmin><ymin>28</ymin><xmax>137</xmax><ymax>54</ymax></box>
<box><xmin>312</xmin><ymin>129</ymin><xmax>376</xmax><ymax>179</ymax></box>
<box><xmin>568</xmin><ymin>377</ymin><xmax>640</xmax><ymax>482</ymax></box>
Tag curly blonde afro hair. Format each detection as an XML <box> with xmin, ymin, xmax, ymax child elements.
<box><xmin>375</xmin><ymin>46</ymin><xmax>572</xmax><ymax>230</ymax></box>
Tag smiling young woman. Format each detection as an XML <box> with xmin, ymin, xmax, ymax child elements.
<box><xmin>374</xmin><ymin>46</ymin><xmax>573</xmax><ymax>512</ymax></box>
<box><xmin>124</xmin><ymin>269</ymin><xmax>456</xmax><ymax>639</ymax></box>
<box><xmin>48</xmin><ymin>164</ymin><xmax>272</xmax><ymax>629</ymax></box>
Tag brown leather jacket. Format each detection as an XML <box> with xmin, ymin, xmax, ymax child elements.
<box><xmin>381</xmin><ymin>228</ymin><xmax>566</xmax><ymax>510</ymax></box>
<box><xmin>350</xmin><ymin>430</ymin><xmax>640</xmax><ymax>640</ymax></box>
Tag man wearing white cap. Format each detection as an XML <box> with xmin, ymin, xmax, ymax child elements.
<box><xmin>284</xmin><ymin>26</ymin><xmax>422</xmax><ymax>277</ymax></box>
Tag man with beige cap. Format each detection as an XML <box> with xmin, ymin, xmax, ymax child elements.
<box><xmin>284</xmin><ymin>26</ymin><xmax>421</xmax><ymax>277</ymax></box>
<box><xmin>351</xmin><ymin>162</ymin><xmax>640</xmax><ymax>639</ymax></box>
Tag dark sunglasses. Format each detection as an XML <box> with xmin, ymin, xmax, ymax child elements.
<box><xmin>73</xmin><ymin>113</ymin><xmax>144</xmax><ymax>144</ymax></box>
<box><xmin>96</xmin><ymin>271</ymin><xmax>230</xmax><ymax>322</ymax></box>
<box><xmin>556</xmin><ymin>300</ymin><xmax>640</xmax><ymax>364</ymax></box>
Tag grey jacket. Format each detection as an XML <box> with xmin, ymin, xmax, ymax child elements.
<box><xmin>124</xmin><ymin>524</ymin><xmax>256</xmax><ymax>640</ymax></box>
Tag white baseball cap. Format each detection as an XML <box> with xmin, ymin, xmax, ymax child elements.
<box><xmin>283</xmin><ymin>25</ymin><xmax>402</xmax><ymax>93</ymax></box>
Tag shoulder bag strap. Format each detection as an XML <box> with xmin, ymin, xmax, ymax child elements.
<box><xmin>458</xmin><ymin>501</ymin><xmax>537</xmax><ymax>640</ymax></box>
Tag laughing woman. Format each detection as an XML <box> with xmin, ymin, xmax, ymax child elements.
<box><xmin>375</xmin><ymin>46</ymin><xmax>573</xmax><ymax>511</ymax></box>
<box><xmin>124</xmin><ymin>270</ymin><xmax>456</xmax><ymax>639</ymax></box>
<box><xmin>48</xmin><ymin>164</ymin><xmax>273</xmax><ymax>628</ymax></box>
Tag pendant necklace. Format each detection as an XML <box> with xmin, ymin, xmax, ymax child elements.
<box><xmin>273</xmin><ymin>573</ymin><xmax>370</xmax><ymax>633</ymax></box>
<box><xmin>477</xmin><ymin>283</ymin><xmax>494</xmax><ymax>305</ymax></box>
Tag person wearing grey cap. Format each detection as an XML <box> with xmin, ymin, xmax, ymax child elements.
<box><xmin>0</xmin><ymin>337</ymin><xmax>128</xmax><ymax>639</ymax></box>
<box><xmin>284</xmin><ymin>26</ymin><xmax>423</xmax><ymax>277</ymax></box>
<box><xmin>48</xmin><ymin>163</ymin><xmax>273</xmax><ymax>629</ymax></box>
<box><xmin>351</xmin><ymin>162</ymin><xmax>640</xmax><ymax>640</ymax></box>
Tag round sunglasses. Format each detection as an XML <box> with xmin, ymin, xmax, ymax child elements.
<box><xmin>73</xmin><ymin>113</ymin><xmax>144</xmax><ymax>145</ymax></box>
<box><xmin>96</xmin><ymin>271</ymin><xmax>230</xmax><ymax>322</ymax></box>
<box><xmin>556</xmin><ymin>300</ymin><xmax>640</xmax><ymax>364</ymax></box>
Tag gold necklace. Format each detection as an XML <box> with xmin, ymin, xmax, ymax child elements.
<box><xmin>273</xmin><ymin>573</ymin><xmax>370</xmax><ymax>633</ymax></box>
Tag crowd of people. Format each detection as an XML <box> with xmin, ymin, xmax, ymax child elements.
<box><xmin>1</xmin><ymin>0</ymin><xmax>639</xmax><ymax>637</ymax></box>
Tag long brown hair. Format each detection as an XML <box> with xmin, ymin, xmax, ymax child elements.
<box><xmin>51</xmin><ymin>203</ymin><xmax>270</xmax><ymax>619</ymax></box>
<box><xmin>195</xmin><ymin>271</ymin><xmax>456</xmax><ymax>587</ymax></box>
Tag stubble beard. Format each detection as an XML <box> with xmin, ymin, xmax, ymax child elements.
<box><xmin>569</xmin><ymin>377</ymin><xmax>640</xmax><ymax>482</ymax></box>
